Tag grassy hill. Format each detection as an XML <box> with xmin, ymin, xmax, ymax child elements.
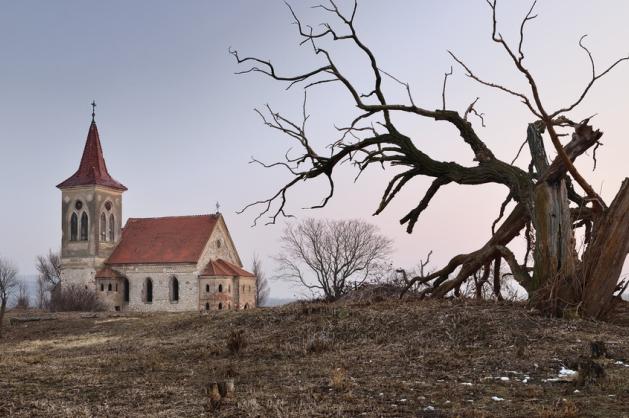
<box><xmin>1</xmin><ymin>298</ymin><xmax>628</xmax><ymax>417</ymax></box>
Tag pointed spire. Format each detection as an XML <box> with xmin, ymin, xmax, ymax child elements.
<box><xmin>57</xmin><ymin>106</ymin><xmax>127</xmax><ymax>191</ymax></box>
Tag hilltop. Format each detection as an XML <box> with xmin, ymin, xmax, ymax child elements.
<box><xmin>1</xmin><ymin>298</ymin><xmax>628</xmax><ymax>417</ymax></box>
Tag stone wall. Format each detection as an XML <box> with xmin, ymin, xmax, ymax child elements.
<box><xmin>199</xmin><ymin>276</ymin><xmax>236</xmax><ymax>310</ymax></box>
<box><xmin>113</xmin><ymin>263</ymin><xmax>199</xmax><ymax>312</ymax></box>
<box><xmin>95</xmin><ymin>278</ymin><xmax>124</xmax><ymax>310</ymax></box>
<box><xmin>196</xmin><ymin>217</ymin><xmax>241</xmax><ymax>272</ymax></box>
<box><xmin>237</xmin><ymin>276</ymin><xmax>257</xmax><ymax>309</ymax></box>
<box><xmin>60</xmin><ymin>266</ymin><xmax>96</xmax><ymax>289</ymax></box>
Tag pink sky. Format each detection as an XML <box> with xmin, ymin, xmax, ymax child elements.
<box><xmin>0</xmin><ymin>1</ymin><xmax>627</xmax><ymax>298</ymax></box>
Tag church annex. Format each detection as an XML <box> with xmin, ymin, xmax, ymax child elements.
<box><xmin>57</xmin><ymin>110</ymin><xmax>256</xmax><ymax>312</ymax></box>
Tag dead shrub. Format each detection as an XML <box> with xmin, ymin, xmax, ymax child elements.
<box><xmin>226</xmin><ymin>329</ymin><xmax>247</xmax><ymax>355</ymax></box>
<box><xmin>537</xmin><ymin>399</ymin><xmax>579</xmax><ymax>418</ymax></box>
<box><xmin>305</xmin><ymin>332</ymin><xmax>333</xmax><ymax>354</ymax></box>
<box><xmin>329</xmin><ymin>367</ymin><xmax>347</xmax><ymax>390</ymax></box>
<box><xmin>49</xmin><ymin>284</ymin><xmax>104</xmax><ymax>312</ymax></box>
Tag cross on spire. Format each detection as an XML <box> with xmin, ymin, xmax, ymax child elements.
<box><xmin>216</xmin><ymin>201</ymin><xmax>221</xmax><ymax>214</ymax></box>
<box><xmin>91</xmin><ymin>100</ymin><xmax>97</xmax><ymax>122</ymax></box>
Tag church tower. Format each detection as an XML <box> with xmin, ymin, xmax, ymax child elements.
<box><xmin>56</xmin><ymin>104</ymin><xmax>126</xmax><ymax>288</ymax></box>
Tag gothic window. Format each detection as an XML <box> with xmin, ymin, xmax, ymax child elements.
<box><xmin>145</xmin><ymin>278</ymin><xmax>153</xmax><ymax>303</ymax></box>
<box><xmin>218</xmin><ymin>302</ymin><xmax>223</xmax><ymax>310</ymax></box>
<box><xmin>108</xmin><ymin>283</ymin><xmax>112</xmax><ymax>291</ymax></box>
<box><xmin>205</xmin><ymin>302</ymin><xmax>210</xmax><ymax>311</ymax></box>
<box><xmin>70</xmin><ymin>213</ymin><xmax>78</xmax><ymax>241</ymax></box>
<box><xmin>100</xmin><ymin>283</ymin><xmax>104</xmax><ymax>291</ymax></box>
<box><xmin>218</xmin><ymin>284</ymin><xmax>223</xmax><ymax>293</ymax></box>
<box><xmin>123</xmin><ymin>278</ymin><xmax>130</xmax><ymax>303</ymax></box>
<box><xmin>80</xmin><ymin>212</ymin><xmax>89</xmax><ymax>241</ymax></box>
<box><xmin>170</xmin><ymin>277</ymin><xmax>179</xmax><ymax>302</ymax></box>
<box><xmin>109</xmin><ymin>214</ymin><xmax>115</xmax><ymax>241</ymax></box>
<box><xmin>205</xmin><ymin>284</ymin><xmax>210</xmax><ymax>292</ymax></box>
<box><xmin>228</xmin><ymin>285</ymin><xmax>231</xmax><ymax>293</ymax></box>
<box><xmin>100</xmin><ymin>213</ymin><xmax>107</xmax><ymax>241</ymax></box>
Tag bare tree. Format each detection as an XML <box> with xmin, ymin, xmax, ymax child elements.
<box><xmin>233</xmin><ymin>1</ymin><xmax>629</xmax><ymax>318</ymax></box>
<box><xmin>36</xmin><ymin>250</ymin><xmax>61</xmax><ymax>289</ymax></box>
<box><xmin>0</xmin><ymin>257</ymin><xmax>18</xmax><ymax>338</ymax></box>
<box><xmin>252</xmin><ymin>254</ymin><xmax>270</xmax><ymax>307</ymax></box>
<box><xmin>276</xmin><ymin>218</ymin><xmax>392</xmax><ymax>301</ymax></box>
<box><xmin>36</xmin><ymin>275</ymin><xmax>48</xmax><ymax>309</ymax></box>
<box><xmin>15</xmin><ymin>282</ymin><xmax>30</xmax><ymax>309</ymax></box>
<box><xmin>35</xmin><ymin>250</ymin><xmax>61</xmax><ymax>309</ymax></box>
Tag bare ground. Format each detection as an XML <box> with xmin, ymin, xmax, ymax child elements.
<box><xmin>1</xmin><ymin>299</ymin><xmax>628</xmax><ymax>417</ymax></box>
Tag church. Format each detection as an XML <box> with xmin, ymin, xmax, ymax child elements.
<box><xmin>56</xmin><ymin>108</ymin><xmax>256</xmax><ymax>312</ymax></box>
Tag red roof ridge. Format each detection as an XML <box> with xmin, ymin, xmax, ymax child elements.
<box><xmin>201</xmin><ymin>258</ymin><xmax>254</xmax><ymax>277</ymax></box>
<box><xmin>57</xmin><ymin>121</ymin><xmax>127</xmax><ymax>191</ymax></box>
<box><xmin>127</xmin><ymin>214</ymin><xmax>219</xmax><ymax>222</ymax></box>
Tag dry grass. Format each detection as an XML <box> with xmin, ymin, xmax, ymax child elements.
<box><xmin>1</xmin><ymin>299</ymin><xmax>628</xmax><ymax>417</ymax></box>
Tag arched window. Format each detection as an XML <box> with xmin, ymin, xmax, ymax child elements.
<box><xmin>228</xmin><ymin>285</ymin><xmax>231</xmax><ymax>293</ymax></box>
<box><xmin>70</xmin><ymin>213</ymin><xmax>78</xmax><ymax>241</ymax></box>
<box><xmin>123</xmin><ymin>278</ymin><xmax>130</xmax><ymax>303</ymax></box>
<box><xmin>100</xmin><ymin>283</ymin><xmax>104</xmax><ymax>291</ymax></box>
<box><xmin>170</xmin><ymin>277</ymin><xmax>179</xmax><ymax>302</ymax></box>
<box><xmin>244</xmin><ymin>303</ymin><xmax>249</xmax><ymax>310</ymax></box>
<box><xmin>218</xmin><ymin>284</ymin><xmax>223</xmax><ymax>293</ymax></box>
<box><xmin>205</xmin><ymin>284</ymin><xmax>210</xmax><ymax>292</ymax></box>
<box><xmin>205</xmin><ymin>302</ymin><xmax>210</xmax><ymax>311</ymax></box>
<box><xmin>100</xmin><ymin>213</ymin><xmax>107</xmax><ymax>241</ymax></box>
<box><xmin>218</xmin><ymin>302</ymin><xmax>223</xmax><ymax>310</ymax></box>
<box><xmin>145</xmin><ymin>278</ymin><xmax>153</xmax><ymax>303</ymax></box>
<box><xmin>80</xmin><ymin>212</ymin><xmax>89</xmax><ymax>241</ymax></box>
<box><xmin>109</xmin><ymin>214</ymin><xmax>115</xmax><ymax>241</ymax></box>
<box><xmin>108</xmin><ymin>283</ymin><xmax>112</xmax><ymax>291</ymax></box>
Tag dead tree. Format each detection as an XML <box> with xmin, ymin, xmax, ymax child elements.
<box><xmin>252</xmin><ymin>254</ymin><xmax>270</xmax><ymax>307</ymax></box>
<box><xmin>276</xmin><ymin>218</ymin><xmax>392</xmax><ymax>301</ymax></box>
<box><xmin>0</xmin><ymin>257</ymin><xmax>18</xmax><ymax>338</ymax></box>
<box><xmin>36</xmin><ymin>250</ymin><xmax>61</xmax><ymax>289</ymax></box>
<box><xmin>233</xmin><ymin>1</ymin><xmax>629</xmax><ymax>318</ymax></box>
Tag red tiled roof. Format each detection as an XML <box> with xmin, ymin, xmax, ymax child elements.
<box><xmin>95</xmin><ymin>267</ymin><xmax>123</xmax><ymax>279</ymax></box>
<box><xmin>57</xmin><ymin>121</ymin><xmax>127</xmax><ymax>191</ymax></box>
<box><xmin>107</xmin><ymin>215</ymin><xmax>218</xmax><ymax>265</ymax></box>
<box><xmin>201</xmin><ymin>259</ymin><xmax>254</xmax><ymax>277</ymax></box>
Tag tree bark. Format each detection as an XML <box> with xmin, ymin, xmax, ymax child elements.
<box><xmin>0</xmin><ymin>299</ymin><xmax>6</xmax><ymax>338</ymax></box>
<box><xmin>580</xmin><ymin>179</ymin><xmax>629</xmax><ymax>318</ymax></box>
<box><xmin>523</xmin><ymin>124</ymin><xmax>578</xmax><ymax>315</ymax></box>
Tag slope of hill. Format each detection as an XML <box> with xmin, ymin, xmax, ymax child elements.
<box><xmin>1</xmin><ymin>299</ymin><xmax>628</xmax><ymax>417</ymax></box>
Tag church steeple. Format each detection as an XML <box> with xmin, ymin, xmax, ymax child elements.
<box><xmin>57</xmin><ymin>109</ymin><xmax>126</xmax><ymax>191</ymax></box>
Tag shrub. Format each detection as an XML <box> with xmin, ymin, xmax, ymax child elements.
<box><xmin>226</xmin><ymin>330</ymin><xmax>247</xmax><ymax>355</ymax></box>
<box><xmin>305</xmin><ymin>332</ymin><xmax>333</xmax><ymax>354</ymax></box>
<box><xmin>49</xmin><ymin>284</ymin><xmax>105</xmax><ymax>312</ymax></box>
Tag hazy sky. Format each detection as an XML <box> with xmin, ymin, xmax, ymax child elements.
<box><xmin>1</xmin><ymin>1</ymin><xmax>627</xmax><ymax>298</ymax></box>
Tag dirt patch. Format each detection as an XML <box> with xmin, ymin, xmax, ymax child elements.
<box><xmin>1</xmin><ymin>300</ymin><xmax>628</xmax><ymax>417</ymax></box>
